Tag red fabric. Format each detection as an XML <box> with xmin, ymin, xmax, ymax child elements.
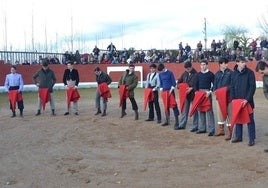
<box><xmin>98</xmin><ymin>82</ymin><xmax>112</xmax><ymax>101</ymax></box>
<box><xmin>144</xmin><ymin>88</ymin><xmax>154</xmax><ymax>111</ymax></box>
<box><xmin>189</xmin><ymin>91</ymin><xmax>211</xmax><ymax>117</ymax></box>
<box><xmin>8</xmin><ymin>90</ymin><xmax>20</xmax><ymax>111</ymax></box>
<box><xmin>161</xmin><ymin>90</ymin><xmax>177</xmax><ymax>115</ymax></box>
<box><xmin>119</xmin><ymin>85</ymin><xmax>129</xmax><ymax>107</ymax></box>
<box><xmin>215</xmin><ymin>87</ymin><xmax>228</xmax><ymax>120</ymax></box>
<box><xmin>39</xmin><ymin>88</ymin><xmax>50</xmax><ymax>110</ymax></box>
<box><xmin>177</xmin><ymin>83</ymin><xmax>189</xmax><ymax>113</ymax></box>
<box><xmin>231</xmin><ymin>99</ymin><xmax>254</xmax><ymax>128</ymax></box>
<box><xmin>66</xmin><ymin>87</ymin><xmax>80</xmax><ymax>108</ymax></box>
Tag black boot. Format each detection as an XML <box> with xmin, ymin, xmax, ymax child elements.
<box><xmin>174</xmin><ymin>116</ymin><xmax>181</xmax><ymax>130</ymax></box>
<box><xmin>120</xmin><ymin>109</ymin><xmax>127</xmax><ymax>118</ymax></box>
<box><xmin>161</xmin><ymin>116</ymin><xmax>170</xmax><ymax>126</ymax></box>
<box><xmin>95</xmin><ymin>108</ymin><xmax>101</xmax><ymax>115</ymax></box>
<box><xmin>101</xmin><ymin>110</ymin><xmax>106</xmax><ymax>117</ymax></box>
<box><xmin>11</xmin><ymin>111</ymin><xmax>16</xmax><ymax>118</ymax></box>
<box><xmin>134</xmin><ymin>110</ymin><xmax>139</xmax><ymax>120</ymax></box>
<box><xmin>20</xmin><ymin>109</ymin><xmax>23</xmax><ymax>117</ymax></box>
<box><xmin>35</xmin><ymin>110</ymin><xmax>41</xmax><ymax>116</ymax></box>
<box><xmin>51</xmin><ymin>109</ymin><xmax>56</xmax><ymax>116</ymax></box>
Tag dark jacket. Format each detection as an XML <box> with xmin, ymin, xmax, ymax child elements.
<box><xmin>63</xmin><ymin>68</ymin><xmax>79</xmax><ymax>86</ymax></box>
<box><xmin>33</xmin><ymin>68</ymin><xmax>56</xmax><ymax>92</ymax></box>
<box><xmin>96</xmin><ymin>71</ymin><xmax>112</xmax><ymax>85</ymax></box>
<box><xmin>213</xmin><ymin>68</ymin><xmax>232</xmax><ymax>91</ymax></box>
<box><xmin>177</xmin><ymin>68</ymin><xmax>197</xmax><ymax>101</ymax></box>
<box><xmin>230</xmin><ymin>65</ymin><xmax>256</xmax><ymax>108</ymax></box>
<box><xmin>263</xmin><ymin>74</ymin><xmax>268</xmax><ymax>100</ymax></box>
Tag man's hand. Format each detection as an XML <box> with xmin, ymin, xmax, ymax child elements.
<box><xmin>241</xmin><ymin>99</ymin><xmax>248</xmax><ymax>108</ymax></box>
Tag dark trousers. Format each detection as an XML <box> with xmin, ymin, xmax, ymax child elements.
<box><xmin>148</xmin><ymin>91</ymin><xmax>161</xmax><ymax>121</ymax></box>
<box><xmin>122</xmin><ymin>97</ymin><xmax>138</xmax><ymax>111</ymax></box>
<box><xmin>9</xmin><ymin>86</ymin><xmax>24</xmax><ymax>111</ymax></box>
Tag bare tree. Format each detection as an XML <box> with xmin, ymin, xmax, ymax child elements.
<box><xmin>258</xmin><ymin>7</ymin><xmax>268</xmax><ymax>36</ymax></box>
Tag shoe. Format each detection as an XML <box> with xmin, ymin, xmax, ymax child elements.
<box><xmin>74</xmin><ymin>112</ymin><xmax>79</xmax><ymax>116</ymax></box>
<box><xmin>35</xmin><ymin>111</ymin><xmax>41</xmax><ymax>116</ymax></box>
<box><xmin>231</xmin><ymin>138</ymin><xmax>242</xmax><ymax>143</ymax></box>
<box><xmin>208</xmin><ymin>132</ymin><xmax>214</xmax><ymax>136</ymax></box>
<box><xmin>64</xmin><ymin>112</ymin><xmax>70</xmax><ymax>116</ymax></box>
<box><xmin>264</xmin><ymin>149</ymin><xmax>268</xmax><ymax>153</ymax></box>
<box><xmin>95</xmin><ymin>110</ymin><xmax>102</xmax><ymax>115</ymax></box>
<box><xmin>161</xmin><ymin>122</ymin><xmax>169</xmax><ymax>126</ymax></box>
<box><xmin>190</xmin><ymin>128</ymin><xmax>198</xmax><ymax>132</ymax></box>
<box><xmin>145</xmin><ymin>119</ymin><xmax>154</xmax><ymax>121</ymax></box>
<box><xmin>157</xmin><ymin>120</ymin><xmax>161</xmax><ymax>124</ymax></box>
<box><xmin>10</xmin><ymin>114</ymin><xmax>16</xmax><ymax>118</ymax></box>
<box><xmin>248</xmin><ymin>141</ymin><xmax>255</xmax><ymax>146</ymax></box>
<box><xmin>176</xmin><ymin>126</ymin><xmax>185</xmax><ymax>130</ymax></box>
<box><xmin>101</xmin><ymin>112</ymin><xmax>106</xmax><ymax>117</ymax></box>
<box><xmin>196</xmin><ymin>130</ymin><xmax>206</xmax><ymax>134</ymax></box>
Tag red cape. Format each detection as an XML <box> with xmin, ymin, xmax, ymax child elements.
<box><xmin>231</xmin><ymin>99</ymin><xmax>254</xmax><ymax>128</ymax></box>
<box><xmin>161</xmin><ymin>90</ymin><xmax>177</xmax><ymax>115</ymax></box>
<box><xmin>39</xmin><ymin>88</ymin><xmax>50</xmax><ymax>110</ymax></box>
<box><xmin>8</xmin><ymin>90</ymin><xmax>22</xmax><ymax>111</ymax></box>
<box><xmin>119</xmin><ymin>85</ymin><xmax>129</xmax><ymax>107</ymax></box>
<box><xmin>66</xmin><ymin>87</ymin><xmax>80</xmax><ymax>108</ymax></box>
<box><xmin>189</xmin><ymin>91</ymin><xmax>211</xmax><ymax>117</ymax></box>
<box><xmin>177</xmin><ymin>83</ymin><xmax>189</xmax><ymax>113</ymax></box>
<box><xmin>98</xmin><ymin>82</ymin><xmax>112</xmax><ymax>102</ymax></box>
<box><xmin>215</xmin><ymin>87</ymin><xmax>228</xmax><ymax>120</ymax></box>
<box><xmin>144</xmin><ymin>88</ymin><xmax>154</xmax><ymax>111</ymax></box>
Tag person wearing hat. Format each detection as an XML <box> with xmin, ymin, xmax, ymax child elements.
<box><xmin>118</xmin><ymin>64</ymin><xmax>139</xmax><ymax>120</ymax></box>
<box><xmin>176</xmin><ymin>60</ymin><xmax>199</xmax><ymax>131</ymax></box>
<box><xmin>157</xmin><ymin>63</ymin><xmax>180</xmax><ymax>129</ymax></box>
<box><xmin>33</xmin><ymin>59</ymin><xmax>57</xmax><ymax>116</ymax></box>
<box><xmin>230</xmin><ymin>56</ymin><xmax>256</xmax><ymax>146</ymax></box>
<box><xmin>4</xmin><ymin>65</ymin><xmax>25</xmax><ymax>117</ymax></box>
<box><xmin>144</xmin><ymin>63</ymin><xmax>162</xmax><ymax>123</ymax></box>
<box><xmin>94</xmin><ymin>67</ymin><xmax>112</xmax><ymax>116</ymax></box>
<box><xmin>255</xmin><ymin>60</ymin><xmax>268</xmax><ymax>151</ymax></box>
<box><xmin>213</xmin><ymin>57</ymin><xmax>233</xmax><ymax>140</ymax></box>
<box><xmin>63</xmin><ymin>61</ymin><xmax>80</xmax><ymax>115</ymax></box>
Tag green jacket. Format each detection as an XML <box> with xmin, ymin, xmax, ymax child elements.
<box><xmin>263</xmin><ymin>74</ymin><xmax>268</xmax><ymax>100</ymax></box>
<box><xmin>33</xmin><ymin>68</ymin><xmax>57</xmax><ymax>92</ymax></box>
<box><xmin>118</xmin><ymin>71</ymin><xmax>138</xmax><ymax>98</ymax></box>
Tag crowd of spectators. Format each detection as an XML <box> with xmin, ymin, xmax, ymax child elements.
<box><xmin>3</xmin><ymin>37</ymin><xmax>268</xmax><ymax>65</ymax></box>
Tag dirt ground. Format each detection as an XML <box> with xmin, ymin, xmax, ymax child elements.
<box><xmin>0</xmin><ymin>88</ymin><xmax>268</xmax><ymax>188</ymax></box>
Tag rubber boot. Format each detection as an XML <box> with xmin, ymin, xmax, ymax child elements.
<box><xmin>214</xmin><ymin>124</ymin><xmax>225</xmax><ymax>136</ymax></box>
<box><xmin>225</xmin><ymin>126</ymin><xmax>233</xmax><ymax>140</ymax></box>
<box><xmin>101</xmin><ymin>110</ymin><xmax>106</xmax><ymax>117</ymax></box>
<box><xmin>161</xmin><ymin>116</ymin><xmax>170</xmax><ymax>126</ymax></box>
<box><xmin>174</xmin><ymin>116</ymin><xmax>180</xmax><ymax>130</ymax></box>
<box><xmin>120</xmin><ymin>109</ymin><xmax>127</xmax><ymax>118</ymax></box>
<box><xmin>95</xmin><ymin>108</ymin><xmax>102</xmax><ymax>115</ymax></box>
<box><xmin>134</xmin><ymin>110</ymin><xmax>139</xmax><ymax>120</ymax></box>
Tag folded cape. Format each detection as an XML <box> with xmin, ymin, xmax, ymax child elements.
<box><xmin>215</xmin><ymin>87</ymin><xmax>229</xmax><ymax>120</ymax></box>
<box><xmin>189</xmin><ymin>91</ymin><xmax>211</xmax><ymax>117</ymax></box>
<box><xmin>177</xmin><ymin>83</ymin><xmax>189</xmax><ymax>113</ymax></box>
<box><xmin>39</xmin><ymin>88</ymin><xmax>50</xmax><ymax>110</ymax></box>
<box><xmin>119</xmin><ymin>85</ymin><xmax>129</xmax><ymax>107</ymax></box>
<box><xmin>161</xmin><ymin>90</ymin><xmax>177</xmax><ymax>115</ymax></box>
<box><xmin>231</xmin><ymin>99</ymin><xmax>254</xmax><ymax>128</ymax></box>
<box><xmin>8</xmin><ymin>90</ymin><xmax>23</xmax><ymax>111</ymax></box>
<box><xmin>66</xmin><ymin>87</ymin><xmax>80</xmax><ymax>108</ymax></box>
<box><xmin>98</xmin><ymin>82</ymin><xmax>112</xmax><ymax>102</ymax></box>
<box><xmin>144</xmin><ymin>88</ymin><xmax>154</xmax><ymax>111</ymax></box>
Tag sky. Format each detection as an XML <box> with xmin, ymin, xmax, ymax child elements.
<box><xmin>0</xmin><ymin>0</ymin><xmax>268</xmax><ymax>53</ymax></box>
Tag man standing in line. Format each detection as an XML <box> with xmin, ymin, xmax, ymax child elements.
<box><xmin>176</xmin><ymin>61</ymin><xmax>198</xmax><ymax>131</ymax></box>
<box><xmin>255</xmin><ymin>60</ymin><xmax>268</xmax><ymax>151</ymax></box>
<box><xmin>230</xmin><ymin>56</ymin><xmax>256</xmax><ymax>146</ymax></box>
<box><xmin>63</xmin><ymin>61</ymin><xmax>80</xmax><ymax>115</ymax></box>
<box><xmin>33</xmin><ymin>60</ymin><xmax>57</xmax><ymax>116</ymax></box>
<box><xmin>144</xmin><ymin>63</ymin><xmax>162</xmax><ymax>124</ymax></box>
<box><xmin>118</xmin><ymin>64</ymin><xmax>139</xmax><ymax>120</ymax></box>
<box><xmin>94</xmin><ymin>67</ymin><xmax>112</xmax><ymax>116</ymax></box>
<box><xmin>194</xmin><ymin>60</ymin><xmax>215</xmax><ymax>136</ymax></box>
<box><xmin>4</xmin><ymin>66</ymin><xmax>24</xmax><ymax>117</ymax></box>
<box><xmin>213</xmin><ymin>57</ymin><xmax>233</xmax><ymax>140</ymax></box>
<box><xmin>157</xmin><ymin>63</ymin><xmax>180</xmax><ymax>129</ymax></box>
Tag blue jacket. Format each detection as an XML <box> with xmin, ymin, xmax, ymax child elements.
<box><xmin>213</xmin><ymin>68</ymin><xmax>232</xmax><ymax>91</ymax></box>
<box><xmin>230</xmin><ymin>65</ymin><xmax>256</xmax><ymax>108</ymax></box>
